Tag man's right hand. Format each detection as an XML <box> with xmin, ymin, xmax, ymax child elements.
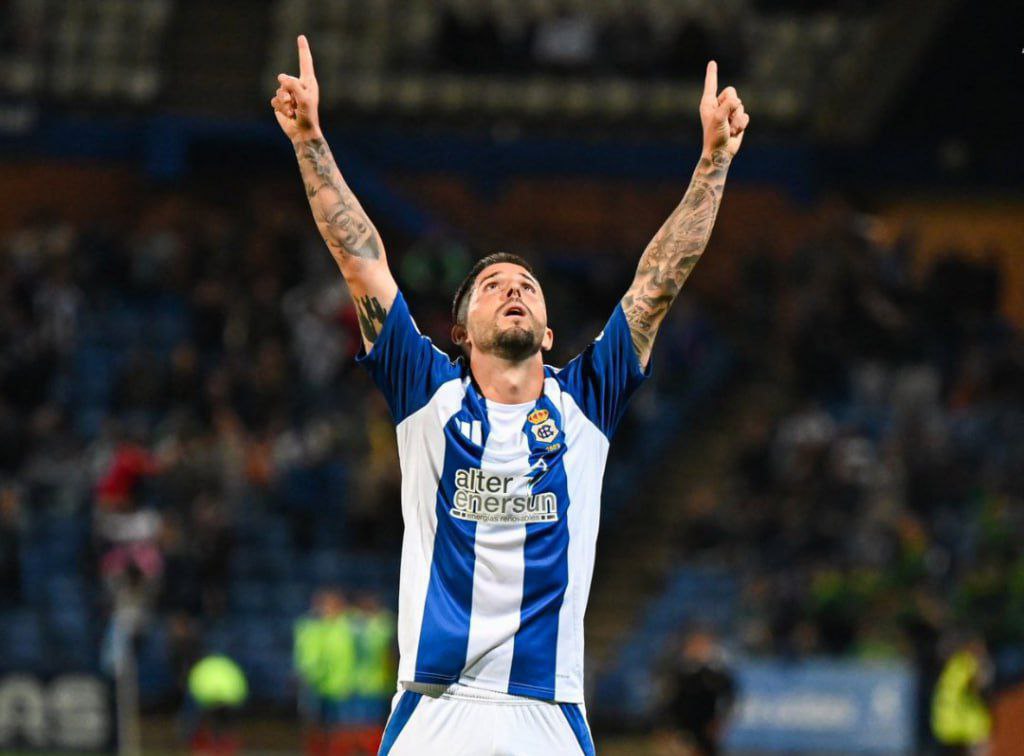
<box><xmin>273</xmin><ymin>32</ymin><xmax>398</xmax><ymax>349</ymax></box>
<box><xmin>271</xmin><ymin>35</ymin><xmax>322</xmax><ymax>143</ymax></box>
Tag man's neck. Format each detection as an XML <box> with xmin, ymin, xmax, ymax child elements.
<box><xmin>469</xmin><ymin>349</ymin><xmax>545</xmax><ymax>405</ymax></box>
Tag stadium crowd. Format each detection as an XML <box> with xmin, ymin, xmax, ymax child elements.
<box><xmin>667</xmin><ymin>207</ymin><xmax>1022</xmax><ymax>746</ymax></box>
<box><xmin>0</xmin><ymin>190</ymin><xmax>411</xmax><ymax>714</ymax></box>
<box><xmin>431</xmin><ymin>5</ymin><xmax>746</xmax><ymax>80</ymax></box>
<box><xmin>0</xmin><ymin>180</ymin><xmax>689</xmax><ymax>713</ymax></box>
<box><xmin>1</xmin><ymin>172</ymin><xmax>1019</xmax><ymax>752</ymax></box>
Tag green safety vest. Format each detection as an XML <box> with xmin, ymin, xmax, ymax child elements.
<box><xmin>293</xmin><ymin>613</ymin><xmax>358</xmax><ymax>700</ymax></box>
<box><xmin>294</xmin><ymin>617</ymin><xmax>321</xmax><ymax>686</ymax></box>
<box><xmin>188</xmin><ymin>655</ymin><xmax>248</xmax><ymax>709</ymax></box>
<box><xmin>355</xmin><ymin>611</ymin><xmax>395</xmax><ymax>697</ymax></box>
<box><xmin>931</xmin><ymin>651</ymin><xmax>991</xmax><ymax>745</ymax></box>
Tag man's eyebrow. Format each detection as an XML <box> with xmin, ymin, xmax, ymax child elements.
<box><xmin>477</xmin><ymin>270</ymin><xmax>540</xmax><ymax>287</ymax></box>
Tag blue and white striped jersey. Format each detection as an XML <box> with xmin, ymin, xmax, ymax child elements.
<box><xmin>357</xmin><ymin>291</ymin><xmax>649</xmax><ymax>703</ymax></box>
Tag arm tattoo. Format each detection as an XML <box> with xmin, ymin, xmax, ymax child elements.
<box><xmin>355</xmin><ymin>295</ymin><xmax>388</xmax><ymax>344</ymax></box>
<box><xmin>294</xmin><ymin>138</ymin><xmax>383</xmax><ymax>261</ymax></box>
<box><xmin>621</xmin><ymin>148</ymin><xmax>731</xmax><ymax>364</ymax></box>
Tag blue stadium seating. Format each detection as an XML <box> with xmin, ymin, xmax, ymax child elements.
<box><xmin>230</xmin><ymin>580</ymin><xmax>271</xmax><ymax>615</ymax></box>
<box><xmin>1</xmin><ymin>610</ymin><xmax>46</xmax><ymax>669</ymax></box>
<box><xmin>595</xmin><ymin>567</ymin><xmax>739</xmax><ymax>721</ymax></box>
<box><xmin>47</xmin><ymin>607</ymin><xmax>97</xmax><ymax>668</ymax></box>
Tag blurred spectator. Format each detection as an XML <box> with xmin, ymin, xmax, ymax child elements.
<box><xmin>351</xmin><ymin>593</ymin><xmax>396</xmax><ymax>753</ymax></box>
<box><xmin>350</xmin><ymin>393</ymin><xmax>401</xmax><ymax>550</ymax></box>
<box><xmin>531</xmin><ymin>10</ymin><xmax>598</xmax><ymax>73</ymax></box>
<box><xmin>930</xmin><ymin>638</ymin><xmax>993</xmax><ymax>754</ymax></box>
<box><xmin>295</xmin><ymin>587</ymin><xmax>359</xmax><ymax>756</ymax></box>
<box><xmin>0</xmin><ymin>483</ymin><xmax>22</xmax><ymax>607</ymax></box>
<box><xmin>168</xmin><ymin>612</ymin><xmax>204</xmax><ymax>707</ymax></box>
<box><xmin>282</xmin><ymin>281</ymin><xmax>353</xmax><ymax>396</ymax></box>
<box><xmin>656</xmin><ymin>629</ymin><xmax>736</xmax><ymax>756</ymax></box>
<box><xmin>94</xmin><ymin>439</ymin><xmax>164</xmax><ymax>592</ymax></box>
<box><xmin>191</xmin><ymin>492</ymin><xmax>234</xmax><ymax>617</ymax></box>
<box><xmin>185</xmin><ymin>653</ymin><xmax>249</xmax><ymax>756</ymax></box>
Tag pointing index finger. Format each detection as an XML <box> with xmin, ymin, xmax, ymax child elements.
<box><xmin>703</xmin><ymin>60</ymin><xmax>718</xmax><ymax>101</ymax></box>
<box><xmin>298</xmin><ymin>34</ymin><xmax>315</xmax><ymax>80</ymax></box>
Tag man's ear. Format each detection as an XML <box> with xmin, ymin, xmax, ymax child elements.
<box><xmin>451</xmin><ymin>322</ymin><xmax>469</xmax><ymax>348</ymax></box>
<box><xmin>541</xmin><ymin>327</ymin><xmax>554</xmax><ymax>352</ymax></box>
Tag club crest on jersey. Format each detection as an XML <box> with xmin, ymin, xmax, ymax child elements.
<box><xmin>527</xmin><ymin>409</ymin><xmax>549</xmax><ymax>424</ymax></box>
<box><xmin>531</xmin><ymin>418</ymin><xmax>559</xmax><ymax>444</ymax></box>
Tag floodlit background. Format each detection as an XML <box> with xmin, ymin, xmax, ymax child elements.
<box><xmin>0</xmin><ymin>0</ymin><xmax>1021</xmax><ymax>754</ymax></box>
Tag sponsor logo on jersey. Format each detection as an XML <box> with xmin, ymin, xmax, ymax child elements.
<box><xmin>451</xmin><ymin>468</ymin><xmax>558</xmax><ymax>524</ymax></box>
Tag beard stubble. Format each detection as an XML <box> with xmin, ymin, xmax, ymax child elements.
<box><xmin>490</xmin><ymin>322</ymin><xmax>542</xmax><ymax>362</ymax></box>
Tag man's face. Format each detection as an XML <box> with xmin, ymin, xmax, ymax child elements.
<box><xmin>315</xmin><ymin>590</ymin><xmax>345</xmax><ymax>618</ymax></box>
<box><xmin>462</xmin><ymin>263</ymin><xmax>553</xmax><ymax>361</ymax></box>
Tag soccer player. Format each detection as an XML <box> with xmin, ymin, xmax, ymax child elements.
<box><xmin>271</xmin><ymin>35</ymin><xmax>748</xmax><ymax>756</ymax></box>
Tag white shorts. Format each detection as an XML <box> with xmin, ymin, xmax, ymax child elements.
<box><xmin>379</xmin><ymin>683</ymin><xmax>595</xmax><ymax>755</ymax></box>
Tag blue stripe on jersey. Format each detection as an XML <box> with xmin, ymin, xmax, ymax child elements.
<box><xmin>553</xmin><ymin>304</ymin><xmax>650</xmax><ymax>439</ymax></box>
<box><xmin>558</xmin><ymin>703</ymin><xmax>596</xmax><ymax>756</ymax></box>
<box><xmin>355</xmin><ymin>291</ymin><xmax>464</xmax><ymax>425</ymax></box>
<box><xmin>508</xmin><ymin>394</ymin><xmax>570</xmax><ymax>699</ymax></box>
<box><xmin>379</xmin><ymin>691</ymin><xmax>422</xmax><ymax>755</ymax></box>
<box><xmin>413</xmin><ymin>391</ymin><xmax>488</xmax><ymax>684</ymax></box>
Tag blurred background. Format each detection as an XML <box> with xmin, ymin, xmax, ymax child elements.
<box><xmin>0</xmin><ymin>0</ymin><xmax>1021</xmax><ymax>754</ymax></box>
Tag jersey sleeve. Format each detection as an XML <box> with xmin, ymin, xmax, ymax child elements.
<box><xmin>355</xmin><ymin>291</ymin><xmax>463</xmax><ymax>424</ymax></box>
<box><xmin>554</xmin><ymin>303</ymin><xmax>651</xmax><ymax>438</ymax></box>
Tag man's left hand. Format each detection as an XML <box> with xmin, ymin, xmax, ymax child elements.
<box><xmin>700</xmin><ymin>60</ymin><xmax>749</xmax><ymax>158</ymax></box>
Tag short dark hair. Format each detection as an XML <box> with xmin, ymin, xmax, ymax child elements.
<box><xmin>451</xmin><ymin>252</ymin><xmax>535</xmax><ymax>326</ymax></box>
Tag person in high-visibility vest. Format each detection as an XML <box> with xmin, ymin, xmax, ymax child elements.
<box><xmin>351</xmin><ymin>593</ymin><xmax>396</xmax><ymax>754</ymax></box>
<box><xmin>186</xmin><ymin>654</ymin><xmax>248</xmax><ymax>756</ymax></box>
<box><xmin>295</xmin><ymin>587</ymin><xmax>359</xmax><ymax>756</ymax></box>
<box><xmin>931</xmin><ymin>639</ymin><xmax>992</xmax><ymax>754</ymax></box>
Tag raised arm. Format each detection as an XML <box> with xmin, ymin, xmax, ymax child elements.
<box><xmin>621</xmin><ymin>61</ymin><xmax>749</xmax><ymax>368</ymax></box>
<box><xmin>271</xmin><ymin>35</ymin><xmax>398</xmax><ymax>352</ymax></box>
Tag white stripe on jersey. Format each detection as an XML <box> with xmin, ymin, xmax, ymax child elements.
<box><xmin>460</xmin><ymin>400</ymin><xmax>532</xmax><ymax>690</ymax></box>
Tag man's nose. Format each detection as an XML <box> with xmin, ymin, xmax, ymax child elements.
<box><xmin>505</xmin><ymin>283</ymin><xmax>522</xmax><ymax>298</ymax></box>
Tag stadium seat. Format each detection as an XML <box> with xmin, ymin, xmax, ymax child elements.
<box><xmin>272</xmin><ymin>581</ymin><xmax>311</xmax><ymax>617</ymax></box>
<box><xmin>230</xmin><ymin>580</ymin><xmax>271</xmax><ymax>614</ymax></box>
<box><xmin>2</xmin><ymin>610</ymin><xmax>46</xmax><ymax>668</ymax></box>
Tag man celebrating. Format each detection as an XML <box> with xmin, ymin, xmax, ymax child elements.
<box><xmin>271</xmin><ymin>35</ymin><xmax>748</xmax><ymax>756</ymax></box>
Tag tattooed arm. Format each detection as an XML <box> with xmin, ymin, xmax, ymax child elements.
<box><xmin>294</xmin><ymin>137</ymin><xmax>384</xmax><ymax>264</ymax></box>
<box><xmin>291</xmin><ymin>136</ymin><xmax>397</xmax><ymax>350</ymax></box>
<box><xmin>622</xmin><ymin>61</ymin><xmax>749</xmax><ymax>368</ymax></box>
<box><xmin>622</xmin><ymin>149</ymin><xmax>731</xmax><ymax>367</ymax></box>
<box><xmin>271</xmin><ymin>35</ymin><xmax>397</xmax><ymax>352</ymax></box>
